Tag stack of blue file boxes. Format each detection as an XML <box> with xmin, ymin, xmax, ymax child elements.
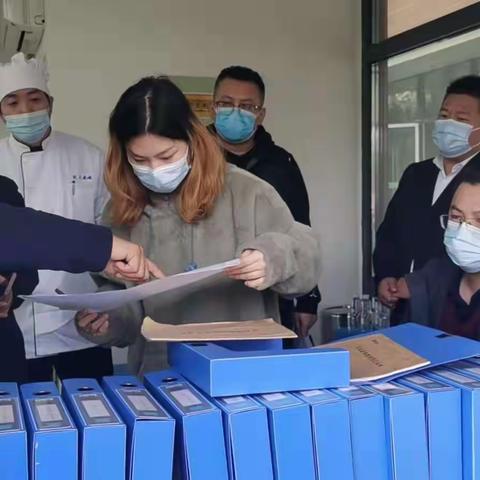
<box><xmin>2</xmin><ymin>323</ymin><xmax>480</xmax><ymax>479</ymax></box>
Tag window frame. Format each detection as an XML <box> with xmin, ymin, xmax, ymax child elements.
<box><xmin>361</xmin><ymin>0</ymin><xmax>480</xmax><ymax>291</ymax></box>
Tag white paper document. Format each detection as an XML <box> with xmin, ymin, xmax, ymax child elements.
<box><xmin>21</xmin><ymin>259</ymin><xmax>240</xmax><ymax>312</ymax></box>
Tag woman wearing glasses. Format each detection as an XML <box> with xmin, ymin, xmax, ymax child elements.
<box><xmin>393</xmin><ymin>169</ymin><xmax>480</xmax><ymax>338</ymax></box>
<box><xmin>75</xmin><ymin>76</ymin><xmax>319</xmax><ymax>374</ymax></box>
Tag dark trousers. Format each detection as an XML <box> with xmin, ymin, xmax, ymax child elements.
<box><xmin>27</xmin><ymin>346</ymin><xmax>113</xmax><ymax>382</ymax></box>
<box><xmin>0</xmin><ymin>316</ymin><xmax>28</xmax><ymax>383</ymax></box>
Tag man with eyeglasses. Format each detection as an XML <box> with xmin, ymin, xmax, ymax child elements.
<box><xmin>393</xmin><ymin>169</ymin><xmax>480</xmax><ymax>338</ymax></box>
<box><xmin>375</xmin><ymin>75</ymin><xmax>480</xmax><ymax>320</ymax></box>
<box><xmin>209</xmin><ymin>66</ymin><xmax>321</xmax><ymax>342</ymax></box>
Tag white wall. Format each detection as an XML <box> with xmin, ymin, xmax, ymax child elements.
<box><xmin>43</xmin><ymin>0</ymin><xmax>361</xmax><ymax>336</ymax></box>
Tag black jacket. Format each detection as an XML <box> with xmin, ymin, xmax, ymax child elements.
<box><xmin>212</xmin><ymin>125</ymin><xmax>321</xmax><ymax>316</ymax></box>
<box><xmin>374</xmin><ymin>153</ymin><xmax>480</xmax><ymax>282</ymax></box>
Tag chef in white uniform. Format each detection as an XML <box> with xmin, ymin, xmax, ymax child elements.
<box><xmin>0</xmin><ymin>53</ymin><xmax>112</xmax><ymax>381</ymax></box>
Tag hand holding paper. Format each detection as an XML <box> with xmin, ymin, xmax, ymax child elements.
<box><xmin>76</xmin><ymin>310</ymin><xmax>110</xmax><ymax>336</ymax></box>
<box><xmin>22</xmin><ymin>259</ymin><xmax>240</xmax><ymax>312</ymax></box>
<box><xmin>225</xmin><ymin>250</ymin><xmax>267</xmax><ymax>290</ymax></box>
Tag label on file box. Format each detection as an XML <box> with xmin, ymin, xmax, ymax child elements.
<box><xmin>220</xmin><ymin>395</ymin><xmax>258</xmax><ymax>412</ymax></box>
<box><xmin>222</xmin><ymin>396</ymin><xmax>247</xmax><ymax>405</ymax></box>
<box><xmin>119</xmin><ymin>388</ymin><xmax>169</xmax><ymax>419</ymax></box>
<box><xmin>371</xmin><ymin>383</ymin><xmax>411</xmax><ymax>396</ymax></box>
<box><xmin>460</xmin><ymin>366</ymin><xmax>480</xmax><ymax>376</ymax></box>
<box><xmin>260</xmin><ymin>392</ymin><xmax>301</xmax><ymax>408</ymax></box>
<box><xmin>300</xmin><ymin>390</ymin><xmax>323</xmax><ymax>398</ymax></box>
<box><xmin>76</xmin><ymin>393</ymin><xmax>120</xmax><ymax>425</ymax></box>
<box><xmin>404</xmin><ymin>375</ymin><xmax>451</xmax><ymax>390</ymax></box>
<box><xmin>262</xmin><ymin>393</ymin><xmax>287</xmax><ymax>402</ymax></box>
<box><xmin>30</xmin><ymin>397</ymin><xmax>72</xmax><ymax>430</ymax></box>
<box><xmin>435</xmin><ymin>369</ymin><xmax>480</xmax><ymax>388</ymax></box>
<box><xmin>0</xmin><ymin>398</ymin><xmax>20</xmax><ymax>431</ymax></box>
<box><xmin>298</xmin><ymin>389</ymin><xmax>338</xmax><ymax>404</ymax></box>
<box><xmin>171</xmin><ymin>389</ymin><xmax>201</xmax><ymax>407</ymax></box>
<box><xmin>161</xmin><ymin>383</ymin><xmax>212</xmax><ymax>414</ymax></box>
<box><xmin>337</xmin><ymin>386</ymin><xmax>373</xmax><ymax>398</ymax></box>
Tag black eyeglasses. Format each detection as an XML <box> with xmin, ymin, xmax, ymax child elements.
<box><xmin>214</xmin><ymin>101</ymin><xmax>263</xmax><ymax>115</ymax></box>
<box><xmin>440</xmin><ymin>213</ymin><xmax>480</xmax><ymax>230</ymax></box>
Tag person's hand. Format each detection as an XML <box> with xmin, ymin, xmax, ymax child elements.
<box><xmin>105</xmin><ymin>236</ymin><xmax>164</xmax><ymax>283</ymax></box>
<box><xmin>75</xmin><ymin>309</ymin><xmax>110</xmax><ymax>336</ymax></box>
<box><xmin>0</xmin><ymin>274</ymin><xmax>15</xmax><ymax>319</ymax></box>
<box><xmin>295</xmin><ymin>312</ymin><xmax>318</xmax><ymax>338</ymax></box>
<box><xmin>378</xmin><ymin>277</ymin><xmax>400</xmax><ymax>308</ymax></box>
<box><xmin>226</xmin><ymin>250</ymin><xmax>267</xmax><ymax>290</ymax></box>
<box><xmin>395</xmin><ymin>277</ymin><xmax>411</xmax><ymax>300</ymax></box>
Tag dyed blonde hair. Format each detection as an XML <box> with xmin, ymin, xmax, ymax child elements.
<box><xmin>105</xmin><ymin>76</ymin><xmax>225</xmax><ymax>226</ymax></box>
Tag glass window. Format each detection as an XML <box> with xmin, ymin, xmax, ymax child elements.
<box><xmin>387</xmin><ymin>0</ymin><xmax>479</xmax><ymax>37</ymax></box>
<box><xmin>372</xmin><ymin>29</ymin><xmax>480</xmax><ymax>233</ymax></box>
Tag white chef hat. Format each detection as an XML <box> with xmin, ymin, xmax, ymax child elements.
<box><xmin>0</xmin><ymin>52</ymin><xmax>49</xmax><ymax>102</ymax></box>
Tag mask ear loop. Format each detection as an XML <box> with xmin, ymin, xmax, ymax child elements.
<box><xmin>468</xmin><ymin>126</ymin><xmax>480</xmax><ymax>149</ymax></box>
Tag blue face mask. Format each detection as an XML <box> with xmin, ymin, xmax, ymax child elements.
<box><xmin>432</xmin><ymin>119</ymin><xmax>480</xmax><ymax>158</ymax></box>
<box><xmin>129</xmin><ymin>148</ymin><xmax>191</xmax><ymax>194</ymax></box>
<box><xmin>5</xmin><ymin>109</ymin><xmax>51</xmax><ymax>146</ymax></box>
<box><xmin>215</xmin><ymin>108</ymin><xmax>257</xmax><ymax>144</ymax></box>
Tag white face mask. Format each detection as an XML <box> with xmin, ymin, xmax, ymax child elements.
<box><xmin>444</xmin><ymin>220</ymin><xmax>480</xmax><ymax>273</ymax></box>
<box><xmin>129</xmin><ymin>147</ymin><xmax>191</xmax><ymax>194</ymax></box>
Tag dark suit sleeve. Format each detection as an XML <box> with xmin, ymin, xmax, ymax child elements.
<box><xmin>0</xmin><ymin>202</ymin><xmax>113</xmax><ymax>273</ymax></box>
<box><xmin>373</xmin><ymin>164</ymin><xmax>415</xmax><ymax>282</ymax></box>
<box><xmin>0</xmin><ymin>179</ymin><xmax>39</xmax><ymax>307</ymax></box>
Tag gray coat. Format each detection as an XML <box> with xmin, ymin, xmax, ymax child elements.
<box><xmin>81</xmin><ymin>165</ymin><xmax>320</xmax><ymax>374</ymax></box>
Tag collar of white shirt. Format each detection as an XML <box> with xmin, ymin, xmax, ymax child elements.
<box><xmin>8</xmin><ymin>130</ymin><xmax>54</xmax><ymax>154</ymax></box>
<box><xmin>433</xmin><ymin>152</ymin><xmax>477</xmax><ymax>178</ymax></box>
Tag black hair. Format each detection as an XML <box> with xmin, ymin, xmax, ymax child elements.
<box><xmin>109</xmin><ymin>76</ymin><xmax>195</xmax><ymax>145</ymax></box>
<box><xmin>445</xmin><ymin>75</ymin><xmax>480</xmax><ymax>103</ymax></box>
<box><xmin>214</xmin><ymin>66</ymin><xmax>265</xmax><ymax>102</ymax></box>
<box><xmin>459</xmin><ymin>168</ymin><xmax>480</xmax><ymax>187</ymax></box>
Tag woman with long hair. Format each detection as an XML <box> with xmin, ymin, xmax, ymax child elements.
<box><xmin>76</xmin><ymin>76</ymin><xmax>319</xmax><ymax>374</ymax></box>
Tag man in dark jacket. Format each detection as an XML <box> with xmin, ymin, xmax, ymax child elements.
<box><xmin>1</xmin><ymin>201</ymin><xmax>161</xmax><ymax>278</ymax></box>
<box><xmin>374</xmin><ymin>75</ymin><xmax>480</xmax><ymax>319</ymax></box>
<box><xmin>0</xmin><ymin>175</ymin><xmax>38</xmax><ymax>381</ymax></box>
<box><xmin>210</xmin><ymin>66</ymin><xmax>321</xmax><ymax>339</ymax></box>
<box><xmin>0</xmin><ymin>177</ymin><xmax>162</xmax><ymax>381</ymax></box>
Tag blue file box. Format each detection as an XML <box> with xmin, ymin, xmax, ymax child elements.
<box><xmin>255</xmin><ymin>391</ymin><xmax>316</xmax><ymax>480</ymax></box>
<box><xmin>425</xmin><ymin>367</ymin><xmax>480</xmax><ymax>480</ymax></box>
<box><xmin>398</xmin><ymin>373</ymin><xmax>462</xmax><ymax>480</ymax></box>
<box><xmin>20</xmin><ymin>382</ymin><xmax>77</xmax><ymax>480</ymax></box>
<box><xmin>349</xmin><ymin>323</ymin><xmax>480</xmax><ymax>383</ymax></box>
<box><xmin>102</xmin><ymin>375</ymin><xmax>175</xmax><ymax>480</ymax></box>
<box><xmin>212</xmin><ymin>394</ymin><xmax>274</xmax><ymax>480</ymax></box>
<box><xmin>62</xmin><ymin>378</ymin><xmax>126</xmax><ymax>480</ymax></box>
<box><xmin>0</xmin><ymin>382</ymin><xmax>28</xmax><ymax>480</ymax></box>
<box><xmin>144</xmin><ymin>370</ymin><xmax>229</xmax><ymax>480</ymax></box>
<box><xmin>367</xmin><ymin>382</ymin><xmax>429</xmax><ymax>480</ymax></box>
<box><xmin>294</xmin><ymin>389</ymin><xmax>354</xmax><ymax>480</ymax></box>
<box><xmin>168</xmin><ymin>341</ymin><xmax>349</xmax><ymax>396</ymax></box>
<box><xmin>333</xmin><ymin>386</ymin><xmax>389</xmax><ymax>480</ymax></box>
